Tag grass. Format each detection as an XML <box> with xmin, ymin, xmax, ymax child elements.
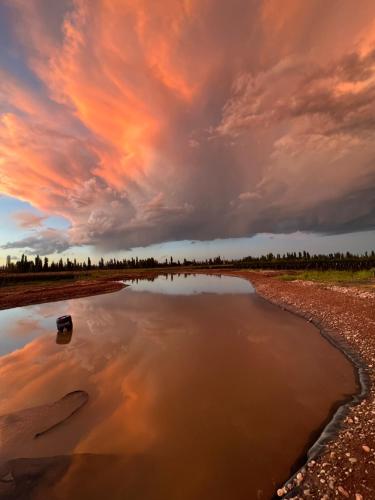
<box><xmin>279</xmin><ymin>269</ymin><xmax>375</xmax><ymax>283</ymax></box>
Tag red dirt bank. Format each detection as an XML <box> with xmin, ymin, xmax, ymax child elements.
<box><xmin>0</xmin><ymin>270</ymin><xmax>165</xmax><ymax>310</ymax></box>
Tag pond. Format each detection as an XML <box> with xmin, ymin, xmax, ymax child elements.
<box><xmin>0</xmin><ymin>273</ymin><xmax>357</xmax><ymax>499</ymax></box>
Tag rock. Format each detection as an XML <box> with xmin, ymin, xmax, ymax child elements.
<box><xmin>338</xmin><ymin>486</ymin><xmax>349</xmax><ymax>497</ymax></box>
<box><xmin>295</xmin><ymin>472</ymin><xmax>304</xmax><ymax>486</ymax></box>
<box><xmin>349</xmin><ymin>457</ymin><xmax>358</xmax><ymax>463</ymax></box>
<box><xmin>277</xmin><ymin>487</ymin><xmax>287</xmax><ymax>497</ymax></box>
<box><xmin>362</xmin><ymin>445</ymin><xmax>370</xmax><ymax>453</ymax></box>
<box><xmin>0</xmin><ymin>472</ymin><xmax>13</xmax><ymax>482</ymax></box>
<box><xmin>355</xmin><ymin>494</ymin><xmax>363</xmax><ymax>500</ymax></box>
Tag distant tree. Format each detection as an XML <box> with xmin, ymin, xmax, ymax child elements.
<box><xmin>34</xmin><ymin>255</ymin><xmax>42</xmax><ymax>272</ymax></box>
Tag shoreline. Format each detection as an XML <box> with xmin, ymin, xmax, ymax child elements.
<box><xmin>253</xmin><ymin>284</ymin><xmax>369</xmax><ymax>499</ymax></box>
<box><xmin>1</xmin><ymin>269</ymin><xmax>374</xmax><ymax>498</ymax></box>
<box><xmin>239</xmin><ymin>271</ymin><xmax>375</xmax><ymax>499</ymax></box>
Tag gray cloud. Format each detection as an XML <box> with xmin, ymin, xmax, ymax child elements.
<box><xmin>214</xmin><ymin>47</ymin><xmax>375</xmax><ymax>238</ymax></box>
<box><xmin>217</xmin><ymin>49</ymin><xmax>375</xmax><ymax>138</ymax></box>
<box><xmin>2</xmin><ymin>229</ymin><xmax>71</xmax><ymax>256</ymax></box>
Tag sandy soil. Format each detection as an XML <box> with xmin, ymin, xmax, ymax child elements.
<box><xmin>1</xmin><ymin>269</ymin><xmax>374</xmax><ymax>499</ymax></box>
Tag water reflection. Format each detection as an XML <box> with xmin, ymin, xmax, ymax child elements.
<box><xmin>56</xmin><ymin>330</ymin><xmax>73</xmax><ymax>345</ymax></box>
<box><xmin>0</xmin><ymin>301</ymin><xmax>67</xmax><ymax>356</ymax></box>
<box><xmin>124</xmin><ymin>272</ymin><xmax>254</xmax><ymax>295</ymax></box>
<box><xmin>0</xmin><ymin>273</ymin><xmax>356</xmax><ymax>500</ymax></box>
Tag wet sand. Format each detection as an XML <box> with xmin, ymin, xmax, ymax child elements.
<box><xmin>0</xmin><ymin>274</ymin><xmax>357</xmax><ymax>499</ymax></box>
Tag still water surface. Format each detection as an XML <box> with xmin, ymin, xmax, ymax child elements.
<box><xmin>0</xmin><ymin>274</ymin><xmax>356</xmax><ymax>499</ymax></box>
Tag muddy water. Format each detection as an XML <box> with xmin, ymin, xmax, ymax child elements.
<box><xmin>0</xmin><ymin>274</ymin><xmax>357</xmax><ymax>499</ymax></box>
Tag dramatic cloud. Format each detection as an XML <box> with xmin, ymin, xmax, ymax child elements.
<box><xmin>0</xmin><ymin>0</ymin><xmax>375</xmax><ymax>254</ymax></box>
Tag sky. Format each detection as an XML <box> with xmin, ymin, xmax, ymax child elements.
<box><xmin>0</xmin><ymin>0</ymin><xmax>374</xmax><ymax>264</ymax></box>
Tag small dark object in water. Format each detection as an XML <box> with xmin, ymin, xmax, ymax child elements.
<box><xmin>56</xmin><ymin>315</ymin><xmax>73</xmax><ymax>333</ymax></box>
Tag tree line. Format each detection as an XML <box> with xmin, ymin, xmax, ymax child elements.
<box><xmin>2</xmin><ymin>254</ymin><xmax>196</xmax><ymax>273</ymax></box>
<box><xmin>235</xmin><ymin>251</ymin><xmax>375</xmax><ymax>271</ymax></box>
<box><xmin>1</xmin><ymin>251</ymin><xmax>375</xmax><ymax>273</ymax></box>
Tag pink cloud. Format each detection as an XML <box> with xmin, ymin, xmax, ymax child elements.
<box><xmin>12</xmin><ymin>211</ymin><xmax>48</xmax><ymax>229</ymax></box>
